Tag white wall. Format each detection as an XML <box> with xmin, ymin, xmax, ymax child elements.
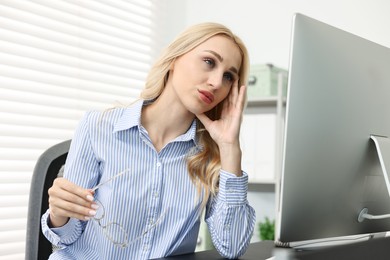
<box><xmin>159</xmin><ymin>0</ymin><xmax>390</xmax><ymax>241</ymax></box>
<box><xmin>162</xmin><ymin>0</ymin><xmax>390</xmax><ymax>69</ymax></box>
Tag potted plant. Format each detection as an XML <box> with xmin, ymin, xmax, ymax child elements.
<box><xmin>258</xmin><ymin>217</ymin><xmax>275</xmax><ymax>241</ymax></box>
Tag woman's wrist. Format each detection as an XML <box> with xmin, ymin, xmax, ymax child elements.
<box><xmin>219</xmin><ymin>143</ymin><xmax>242</xmax><ymax>176</ymax></box>
<box><xmin>49</xmin><ymin>213</ymin><xmax>69</xmax><ymax>228</ymax></box>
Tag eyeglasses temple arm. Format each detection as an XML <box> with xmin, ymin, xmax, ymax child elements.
<box><xmin>91</xmin><ymin>168</ymin><xmax>129</xmax><ymax>192</ymax></box>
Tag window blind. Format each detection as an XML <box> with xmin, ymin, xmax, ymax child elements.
<box><xmin>0</xmin><ymin>1</ymin><xmax>161</xmax><ymax>259</ymax></box>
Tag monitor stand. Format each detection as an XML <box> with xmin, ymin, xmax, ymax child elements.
<box><xmin>358</xmin><ymin>135</ymin><xmax>390</xmax><ymax>221</ymax></box>
<box><xmin>276</xmin><ymin>135</ymin><xmax>390</xmax><ymax>251</ymax></box>
<box><xmin>275</xmin><ymin>234</ymin><xmax>377</xmax><ymax>250</ymax></box>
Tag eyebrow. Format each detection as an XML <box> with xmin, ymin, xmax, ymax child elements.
<box><xmin>204</xmin><ymin>50</ymin><xmax>239</xmax><ymax>75</ymax></box>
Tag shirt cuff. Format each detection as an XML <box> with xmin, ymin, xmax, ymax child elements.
<box><xmin>41</xmin><ymin>209</ymin><xmax>81</xmax><ymax>247</ymax></box>
<box><xmin>218</xmin><ymin>169</ymin><xmax>249</xmax><ymax>206</ymax></box>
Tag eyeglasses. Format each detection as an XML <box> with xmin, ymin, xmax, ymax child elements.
<box><xmin>91</xmin><ymin>168</ymin><xmax>168</xmax><ymax>248</ymax></box>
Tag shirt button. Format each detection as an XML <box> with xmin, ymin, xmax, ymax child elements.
<box><xmin>154</xmin><ymin>192</ymin><xmax>159</xmax><ymax>198</ymax></box>
<box><xmin>156</xmin><ymin>162</ymin><xmax>161</xmax><ymax>167</ymax></box>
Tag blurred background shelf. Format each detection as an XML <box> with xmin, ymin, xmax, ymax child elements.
<box><xmin>247</xmin><ymin>97</ymin><xmax>286</xmax><ymax>107</ymax></box>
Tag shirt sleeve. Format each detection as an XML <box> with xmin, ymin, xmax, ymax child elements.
<box><xmin>205</xmin><ymin>170</ymin><xmax>256</xmax><ymax>259</ymax></box>
<box><xmin>41</xmin><ymin>111</ymin><xmax>100</xmax><ymax>247</ymax></box>
<box><xmin>41</xmin><ymin>209</ymin><xmax>87</xmax><ymax>248</ymax></box>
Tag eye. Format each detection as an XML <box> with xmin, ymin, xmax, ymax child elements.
<box><xmin>203</xmin><ymin>58</ymin><xmax>215</xmax><ymax>67</ymax></box>
<box><xmin>223</xmin><ymin>72</ymin><xmax>235</xmax><ymax>82</ymax></box>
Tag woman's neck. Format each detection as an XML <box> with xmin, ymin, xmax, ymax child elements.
<box><xmin>141</xmin><ymin>92</ymin><xmax>195</xmax><ymax>152</ymax></box>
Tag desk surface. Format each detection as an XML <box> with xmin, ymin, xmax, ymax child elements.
<box><xmin>155</xmin><ymin>236</ymin><xmax>390</xmax><ymax>260</ymax></box>
<box><xmin>154</xmin><ymin>241</ymin><xmax>277</xmax><ymax>260</ymax></box>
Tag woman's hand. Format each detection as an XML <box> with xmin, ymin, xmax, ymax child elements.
<box><xmin>196</xmin><ymin>82</ymin><xmax>247</xmax><ymax>175</ymax></box>
<box><xmin>48</xmin><ymin>178</ymin><xmax>97</xmax><ymax>227</ymax></box>
<box><xmin>197</xmin><ymin>82</ymin><xmax>246</xmax><ymax>145</ymax></box>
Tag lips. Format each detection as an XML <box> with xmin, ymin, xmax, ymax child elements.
<box><xmin>198</xmin><ymin>89</ymin><xmax>214</xmax><ymax>104</ymax></box>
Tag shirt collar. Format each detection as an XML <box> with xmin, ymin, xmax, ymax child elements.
<box><xmin>113</xmin><ymin>99</ymin><xmax>198</xmax><ymax>144</ymax></box>
<box><xmin>113</xmin><ymin>99</ymin><xmax>144</xmax><ymax>133</ymax></box>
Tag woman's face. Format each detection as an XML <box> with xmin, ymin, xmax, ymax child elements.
<box><xmin>167</xmin><ymin>35</ymin><xmax>242</xmax><ymax>115</ymax></box>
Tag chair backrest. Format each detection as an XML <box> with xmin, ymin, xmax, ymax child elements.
<box><xmin>25</xmin><ymin>140</ymin><xmax>71</xmax><ymax>260</ymax></box>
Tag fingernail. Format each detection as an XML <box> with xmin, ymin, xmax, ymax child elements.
<box><xmin>89</xmin><ymin>210</ymin><xmax>97</xmax><ymax>216</ymax></box>
<box><xmin>91</xmin><ymin>203</ymin><xmax>99</xmax><ymax>210</ymax></box>
<box><xmin>86</xmin><ymin>195</ymin><xmax>94</xmax><ymax>201</ymax></box>
<box><xmin>84</xmin><ymin>216</ymin><xmax>91</xmax><ymax>221</ymax></box>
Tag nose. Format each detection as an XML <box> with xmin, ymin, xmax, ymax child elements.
<box><xmin>207</xmin><ymin>72</ymin><xmax>224</xmax><ymax>89</ymax></box>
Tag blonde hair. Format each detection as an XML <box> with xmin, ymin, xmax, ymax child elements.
<box><xmin>141</xmin><ymin>22</ymin><xmax>250</xmax><ymax>207</ymax></box>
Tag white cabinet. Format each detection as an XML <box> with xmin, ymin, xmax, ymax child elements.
<box><xmin>195</xmin><ymin>211</ymin><xmax>213</xmax><ymax>252</ymax></box>
<box><xmin>241</xmin><ymin>72</ymin><xmax>287</xmax><ymax>190</ymax></box>
<box><xmin>241</xmin><ymin>105</ymin><xmax>277</xmax><ymax>184</ymax></box>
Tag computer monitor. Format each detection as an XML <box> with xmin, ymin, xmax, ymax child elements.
<box><xmin>276</xmin><ymin>13</ymin><xmax>390</xmax><ymax>249</ymax></box>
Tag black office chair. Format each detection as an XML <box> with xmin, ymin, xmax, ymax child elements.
<box><xmin>25</xmin><ymin>139</ymin><xmax>71</xmax><ymax>260</ymax></box>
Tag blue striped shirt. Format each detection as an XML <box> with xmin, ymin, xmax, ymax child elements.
<box><xmin>41</xmin><ymin>100</ymin><xmax>256</xmax><ymax>259</ymax></box>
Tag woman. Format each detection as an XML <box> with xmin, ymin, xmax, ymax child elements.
<box><xmin>42</xmin><ymin>22</ymin><xmax>256</xmax><ymax>259</ymax></box>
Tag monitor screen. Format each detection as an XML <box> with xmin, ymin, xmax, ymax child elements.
<box><xmin>276</xmin><ymin>13</ymin><xmax>390</xmax><ymax>248</ymax></box>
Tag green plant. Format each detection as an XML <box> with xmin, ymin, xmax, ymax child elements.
<box><xmin>258</xmin><ymin>217</ymin><xmax>275</xmax><ymax>241</ymax></box>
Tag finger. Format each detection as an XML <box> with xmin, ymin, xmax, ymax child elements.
<box><xmin>49</xmin><ymin>178</ymin><xmax>97</xmax><ymax>219</ymax></box>
<box><xmin>53</xmin><ymin>178</ymin><xmax>94</xmax><ymax>203</ymax></box>
<box><xmin>237</xmin><ymin>85</ymin><xmax>247</xmax><ymax>109</ymax></box>
<box><xmin>50</xmin><ymin>203</ymin><xmax>96</xmax><ymax>221</ymax></box>
<box><xmin>49</xmin><ymin>192</ymin><xmax>98</xmax><ymax>220</ymax></box>
<box><xmin>221</xmin><ymin>93</ymin><xmax>230</xmax><ymax>112</ymax></box>
<box><xmin>56</xmin><ymin>178</ymin><xmax>94</xmax><ymax>201</ymax></box>
<box><xmin>49</xmin><ymin>185</ymin><xmax>94</xmax><ymax>209</ymax></box>
<box><xmin>229</xmin><ymin>80</ymin><xmax>239</xmax><ymax>104</ymax></box>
